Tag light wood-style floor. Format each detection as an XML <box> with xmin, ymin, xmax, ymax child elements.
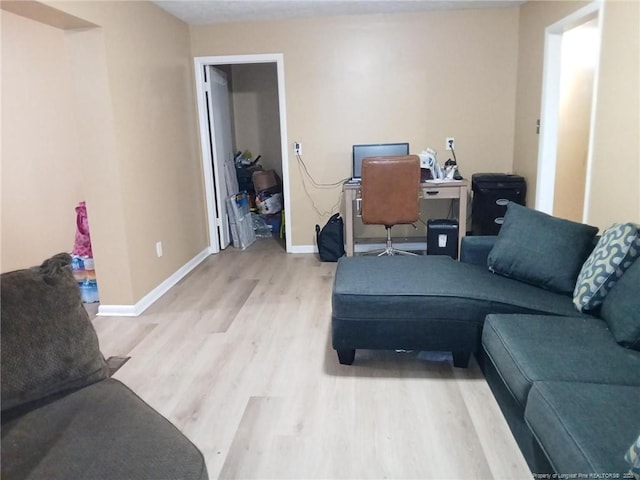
<box><xmin>92</xmin><ymin>238</ymin><xmax>532</xmax><ymax>479</ymax></box>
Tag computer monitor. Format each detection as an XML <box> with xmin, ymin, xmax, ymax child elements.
<box><xmin>352</xmin><ymin>143</ymin><xmax>410</xmax><ymax>179</ymax></box>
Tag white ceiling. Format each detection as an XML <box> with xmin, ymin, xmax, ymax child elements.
<box><xmin>153</xmin><ymin>0</ymin><xmax>525</xmax><ymax>26</ymax></box>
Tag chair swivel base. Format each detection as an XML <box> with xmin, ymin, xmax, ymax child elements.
<box><xmin>364</xmin><ymin>227</ymin><xmax>418</xmax><ymax>256</ymax></box>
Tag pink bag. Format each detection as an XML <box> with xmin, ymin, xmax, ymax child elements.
<box><xmin>72</xmin><ymin>201</ymin><xmax>93</xmax><ymax>258</ymax></box>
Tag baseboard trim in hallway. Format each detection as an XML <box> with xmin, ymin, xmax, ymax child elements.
<box><xmin>97</xmin><ymin>247</ymin><xmax>211</xmax><ymax>317</ymax></box>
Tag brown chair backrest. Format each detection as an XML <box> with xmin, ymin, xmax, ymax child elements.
<box><xmin>361</xmin><ymin>155</ymin><xmax>420</xmax><ymax>226</ymax></box>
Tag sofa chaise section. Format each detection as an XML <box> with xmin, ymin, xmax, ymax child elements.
<box><xmin>332</xmin><ymin>255</ymin><xmax>588</xmax><ymax>366</ymax></box>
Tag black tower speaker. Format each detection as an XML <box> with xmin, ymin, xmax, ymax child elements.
<box><xmin>427</xmin><ymin>219</ymin><xmax>458</xmax><ymax>259</ymax></box>
<box><xmin>472</xmin><ymin>173</ymin><xmax>526</xmax><ymax>235</ymax></box>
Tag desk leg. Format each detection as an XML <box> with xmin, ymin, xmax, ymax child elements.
<box><xmin>458</xmin><ymin>185</ymin><xmax>468</xmax><ymax>256</ymax></box>
<box><xmin>345</xmin><ymin>189</ymin><xmax>355</xmax><ymax>256</ymax></box>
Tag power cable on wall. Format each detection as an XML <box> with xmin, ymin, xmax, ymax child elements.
<box><xmin>296</xmin><ymin>153</ymin><xmax>349</xmax><ymax>218</ymax></box>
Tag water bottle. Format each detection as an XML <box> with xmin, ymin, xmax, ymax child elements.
<box><xmin>83</xmin><ymin>257</ymin><xmax>96</xmax><ymax>282</ymax></box>
<box><xmin>80</xmin><ymin>278</ymin><xmax>99</xmax><ymax>303</ymax></box>
<box><xmin>80</xmin><ymin>278</ymin><xmax>92</xmax><ymax>303</ymax></box>
<box><xmin>71</xmin><ymin>256</ymin><xmax>86</xmax><ymax>286</ymax></box>
<box><xmin>88</xmin><ymin>279</ymin><xmax>99</xmax><ymax>303</ymax></box>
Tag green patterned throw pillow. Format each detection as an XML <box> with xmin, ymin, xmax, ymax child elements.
<box><xmin>573</xmin><ymin>223</ymin><xmax>640</xmax><ymax>312</ymax></box>
<box><xmin>626</xmin><ymin>434</ymin><xmax>640</xmax><ymax>480</ymax></box>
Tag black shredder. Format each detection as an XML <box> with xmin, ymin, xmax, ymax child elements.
<box><xmin>427</xmin><ymin>219</ymin><xmax>458</xmax><ymax>259</ymax></box>
<box><xmin>471</xmin><ymin>173</ymin><xmax>526</xmax><ymax>235</ymax></box>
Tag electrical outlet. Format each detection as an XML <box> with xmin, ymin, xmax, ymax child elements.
<box><xmin>294</xmin><ymin>142</ymin><xmax>302</xmax><ymax>155</ymax></box>
<box><xmin>446</xmin><ymin>137</ymin><xmax>455</xmax><ymax>151</ymax></box>
<box><xmin>155</xmin><ymin>241</ymin><xmax>163</xmax><ymax>258</ymax></box>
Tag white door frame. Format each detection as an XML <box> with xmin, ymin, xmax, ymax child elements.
<box><xmin>536</xmin><ymin>1</ymin><xmax>602</xmax><ymax>220</ymax></box>
<box><xmin>194</xmin><ymin>54</ymin><xmax>292</xmax><ymax>253</ymax></box>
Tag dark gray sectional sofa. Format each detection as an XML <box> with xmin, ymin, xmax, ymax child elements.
<box><xmin>331</xmin><ymin>203</ymin><xmax>640</xmax><ymax>476</ymax></box>
<box><xmin>1</xmin><ymin>254</ymin><xmax>208</xmax><ymax>480</ymax></box>
<box><xmin>470</xmin><ymin>237</ymin><xmax>640</xmax><ymax>475</ymax></box>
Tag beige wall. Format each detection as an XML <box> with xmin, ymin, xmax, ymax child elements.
<box><xmin>191</xmin><ymin>8</ymin><xmax>520</xmax><ymax>246</ymax></box>
<box><xmin>231</xmin><ymin>63</ymin><xmax>283</xmax><ymax>177</ymax></box>
<box><xmin>587</xmin><ymin>0</ymin><xmax>639</xmax><ymax>228</ymax></box>
<box><xmin>1</xmin><ymin>11</ymin><xmax>84</xmax><ymax>272</ymax></box>
<box><xmin>2</xmin><ymin>1</ymin><xmax>207</xmax><ymax>305</ymax></box>
<box><xmin>57</xmin><ymin>0</ymin><xmax>207</xmax><ymax>304</ymax></box>
<box><xmin>513</xmin><ymin>0</ymin><xmax>639</xmax><ymax>229</ymax></box>
<box><xmin>512</xmin><ymin>0</ymin><xmax>590</xmax><ymax>208</ymax></box>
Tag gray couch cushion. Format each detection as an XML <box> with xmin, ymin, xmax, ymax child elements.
<box><xmin>1</xmin><ymin>254</ymin><xmax>108</xmax><ymax>411</ymax></box>
<box><xmin>482</xmin><ymin>314</ymin><xmax>640</xmax><ymax>406</ymax></box>
<box><xmin>487</xmin><ymin>202</ymin><xmax>598</xmax><ymax>294</ymax></box>
<box><xmin>333</xmin><ymin>256</ymin><xmax>588</xmax><ymax>322</ymax></box>
<box><xmin>525</xmin><ymin>381</ymin><xmax>640</xmax><ymax>475</ymax></box>
<box><xmin>601</xmin><ymin>257</ymin><xmax>640</xmax><ymax>350</ymax></box>
<box><xmin>1</xmin><ymin>378</ymin><xmax>208</xmax><ymax>480</ymax></box>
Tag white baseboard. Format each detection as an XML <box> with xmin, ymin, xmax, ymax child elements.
<box><xmin>289</xmin><ymin>244</ymin><xmax>317</xmax><ymax>254</ymax></box>
<box><xmin>97</xmin><ymin>247</ymin><xmax>211</xmax><ymax>317</ymax></box>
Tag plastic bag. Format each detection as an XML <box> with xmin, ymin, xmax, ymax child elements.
<box><xmin>256</xmin><ymin>192</ymin><xmax>283</xmax><ymax>214</ymax></box>
<box><xmin>72</xmin><ymin>201</ymin><xmax>93</xmax><ymax>257</ymax></box>
<box><xmin>252</xmin><ymin>213</ymin><xmax>272</xmax><ymax>238</ymax></box>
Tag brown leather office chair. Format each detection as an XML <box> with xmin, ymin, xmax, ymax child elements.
<box><xmin>361</xmin><ymin>155</ymin><xmax>421</xmax><ymax>256</ymax></box>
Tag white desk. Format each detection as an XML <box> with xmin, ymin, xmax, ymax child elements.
<box><xmin>343</xmin><ymin>179</ymin><xmax>469</xmax><ymax>256</ymax></box>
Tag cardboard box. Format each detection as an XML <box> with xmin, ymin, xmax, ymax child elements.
<box><xmin>252</xmin><ymin>169</ymin><xmax>278</xmax><ymax>193</ymax></box>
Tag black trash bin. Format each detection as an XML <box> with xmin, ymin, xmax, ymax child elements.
<box><xmin>427</xmin><ymin>219</ymin><xmax>459</xmax><ymax>259</ymax></box>
<box><xmin>471</xmin><ymin>173</ymin><xmax>526</xmax><ymax>235</ymax></box>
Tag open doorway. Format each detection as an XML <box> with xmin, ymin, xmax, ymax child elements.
<box><xmin>536</xmin><ymin>2</ymin><xmax>602</xmax><ymax>221</ymax></box>
<box><xmin>194</xmin><ymin>54</ymin><xmax>291</xmax><ymax>254</ymax></box>
<box><xmin>553</xmin><ymin>18</ymin><xmax>599</xmax><ymax>222</ymax></box>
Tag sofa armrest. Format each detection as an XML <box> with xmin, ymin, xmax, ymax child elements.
<box><xmin>460</xmin><ymin>236</ymin><xmax>497</xmax><ymax>266</ymax></box>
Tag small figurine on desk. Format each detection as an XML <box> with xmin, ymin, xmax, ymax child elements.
<box><xmin>444</xmin><ymin>158</ymin><xmax>463</xmax><ymax>180</ymax></box>
<box><xmin>444</xmin><ymin>159</ymin><xmax>456</xmax><ymax>179</ymax></box>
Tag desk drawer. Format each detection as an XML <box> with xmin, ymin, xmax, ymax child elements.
<box><xmin>421</xmin><ymin>187</ymin><xmax>459</xmax><ymax>199</ymax></box>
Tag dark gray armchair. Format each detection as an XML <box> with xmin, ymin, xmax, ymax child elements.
<box><xmin>1</xmin><ymin>253</ymin><xmax>208</xmax><ymax>480</ymax></box>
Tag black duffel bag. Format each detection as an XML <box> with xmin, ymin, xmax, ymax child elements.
<box><xmin>315</xmin><ymin>213</ymin><xmax>345</xmax><ymax>262</ymax></box>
